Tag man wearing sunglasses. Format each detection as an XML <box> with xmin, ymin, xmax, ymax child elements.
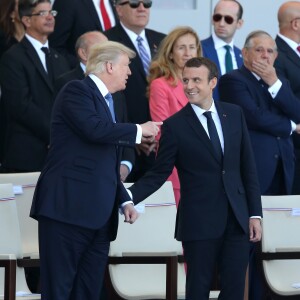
<box><xmin>49</xmin><ymin>0</ymin><xmax>118</xmax><ymax>67</ymax></box>
<box><xmin>0</xmin><ymin>0</ymin><xmax>70</xmax><ymax>173</ymax></box>
<box><xmin>202</xmin><ymin>0</ymin><xmax>244</xmax><ymax>101</ymax></box>
<box><xmin>104</xmin><ymin>0</ymin><xmax>166</xmax><ymax>182</ymax></box>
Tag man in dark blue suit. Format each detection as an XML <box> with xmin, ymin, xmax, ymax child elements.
<box><xmin>49</xmin><ymin>0</ymin><xmax>118</xmax><ymax>67</ymax></box>
<box><xmin>219</xmin><ymin>30</ymin><xmax>300</xmax><ymax>300</ymax></box>
<box><xmin>275</xmin><ymin>1</ymin><xmax>300</xmax><ymax>195</ymax></box>
<box><xmin>104</xmin><ymin>0</ymin><xmax>166</xmax><ymax>181</ymax></box>
<box><xmin>128</xmin><ymin>57</ymin><xmax>262</xmax><ymax>300</ymax></box>
<box><xmin>30</xmin><ymin>41</ymin><xmax>162</xmax><ymax>300</ymax></box>
<box><xmin>202</xmin><ymin>0</ymin><xmax>244</xmax><ymax>100</ymax></box>
<box><xmin>55</xmin><ymin>31</ymin><xmax>135</xmax><ymax>182</ymax></box>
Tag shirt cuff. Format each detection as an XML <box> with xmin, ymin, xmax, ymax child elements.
<box><xmin>121</xmin><ymin>161</ymin><xmax>133</xmax><ymax>172</ymax></box>
<box><xmin>291</xmin><ymin>121</ymin><xmax>296</xmax><ymax>134</ymax></box>
<box><xmin>250</xmin><ymin>216</ymin><xmax>262</xmax><ymax>219</ymax></box>
<box><xmin>136</xmin><ymin>124</ymin><xmax>142</xmax><ymax>144</ymax></box>
<box><xmin>268</xmin><ymin>79</ymin><xmax>282</xmax><ymax>98</ymax></box>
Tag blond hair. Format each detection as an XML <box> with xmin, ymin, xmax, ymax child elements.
<box><xmin>86</xmin><ymin>41</ymin><xmax>136</xmax><ymax>75</ymax></box>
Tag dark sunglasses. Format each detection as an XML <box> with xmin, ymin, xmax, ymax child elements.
<box><xmin>118</xmin><ymin>0</ymin><xmax>152</xmax><ymax>9</ymax></box>
<box><xmin>213</xmin><ymin>14</ymin><xmax>234</xmax><ymax>25</ymax></box>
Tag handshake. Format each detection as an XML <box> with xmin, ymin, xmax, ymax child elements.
<box><xmin>138</xmin><ymin>121</ymin><xmax>163</xmax><ymax>156</ymax></box>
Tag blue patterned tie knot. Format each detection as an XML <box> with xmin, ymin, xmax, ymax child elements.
<box><xmin>137</xmin><ymin>36</ymin><xmax>151</xmax><ymax>75</ymax></box>
<box><xmin>105</xmin><ymin>93</ymin><xmax>116</xmax><ymax>123</ymax></box>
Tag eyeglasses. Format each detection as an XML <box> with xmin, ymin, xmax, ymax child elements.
<box><xmin>118</xmin><ymin>0</ymin><xmax>152</xmax><ymax>9</ymax></box>
<box><xmin>28</xmin><ymin>10</ymin><xmax>58</xmax><ymax>17</ymax></box>
<box><xmin>213</xmin><ymin>14</ymin><xmax>235</xmax><ymax>25</ymax></box>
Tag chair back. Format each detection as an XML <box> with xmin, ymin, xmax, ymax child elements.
<box><xmin>109</xmin><ymin>181</ymin><xmax>186</xmax><ymax>299</ymax></box>
<box><xmin>0</xmin><ymin>172</ymin><xmax>40</xmax><ymax>256</ymax></box>
<box><xmin>0</xmin><ymin>183</ymin><xmax>32</xmax><ymax>297</ymax></box>
<box><xmin>261</xmin><ymin>195</ymin><xmax>300</xmax><ymax>297</ymax></box>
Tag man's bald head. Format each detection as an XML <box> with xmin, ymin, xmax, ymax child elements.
<box><xmin>75</xmin><ymin>31</ymin><xmax>108</xmax><ymax>64</ymax></box>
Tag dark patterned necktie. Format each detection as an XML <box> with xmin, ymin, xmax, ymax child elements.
<box><xmin>203</xmin><ymin>111</ymin><xmax>223</xmax><ymax>162</ymax></box>
<box><xmin>41</xmin><ymin>47</ymin><xmax>54</xmax><ymax>82</ymax></box>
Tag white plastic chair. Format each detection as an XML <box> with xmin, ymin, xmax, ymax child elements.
<box><xmin>107</xmin><ymin>181</ymin><xmax>219</xmax><ymax>300</ymax></box>
<box><xmin>260</xmin><ymin>195</ymin><xmax>300</xmax><ymax>298</ymax></box>
<box><xmin>0</xmin><ymin>183</ymin><xmax>40</xmax><ymax>300</ymax></box>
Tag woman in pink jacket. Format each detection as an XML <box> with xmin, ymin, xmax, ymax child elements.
<box><xmin>148</xmin><ymin>26</ymin><xmax>202</xmax><ymax>205</ymax></box>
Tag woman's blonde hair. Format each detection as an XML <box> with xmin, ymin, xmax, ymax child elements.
<box><xmin>148</xmin><ymin>26</ymin><xmax>202</xmax><ymax>89</ymax></box>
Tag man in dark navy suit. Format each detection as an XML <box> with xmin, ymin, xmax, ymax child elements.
<box><xmin>219</xmin><ymin>30</ymin><xmax>300</xmax><ymax>300</ymax></box>
<box><xmin>128</xmin><ymin>57</ymin><xmax>262</xmax><ymax>300</ymax></box>
<box><xmin>104</xmin><ymin>0</ymin><xmax>166</xmax><ymax>181</ymax></box>
<box><xmin>30</xmin><ymin>41</ymin><xmax>162</xmax><ymax>300</ymax></box>
<box><xmin>275</xmin><ymin>1</ymin><xmax>300</xmax><ymax>195</ymax></box>
<box><xmin>55</xmin><ymin>31</ymin><xmax>135</xmax><ymax>182</ymax></box>
<box><xmin>202</xmin><ymin>0</ymin><xmax>244</xmax><ymax>100</ymax></box>
<box><xmin>0</xmin><ymin>0</ymin><xmax>70</xmax><ymax>172</ymax></box>
<box><xmin>49</xmin><ymin>0</ymin><xmax>118</xmax><ymax>67</ymax></box>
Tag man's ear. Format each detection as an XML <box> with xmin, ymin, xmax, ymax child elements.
<box><xmin>78</xmin><ymin>48</ymin><xmax>87</xmax><ymax>63</ymax></box>
<box><xmin>210</xmin><ymin>77</ymin><xmax>217</xmax><ymax>90</ymax></box>
<box><xmin>21</xmin><ymin>16</ymin><xmax>30</xmax><ymax>29</ymax></box>
<box><xmin>236</xmin><ymin>18</ymin><xmax>244</xmax><ymax>30</ymax></box>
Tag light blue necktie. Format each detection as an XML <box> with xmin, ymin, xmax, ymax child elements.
<box><xmin>105</xmin><ymin>93</ymin><xmax>116</xmax><ymax>123</ymax></box>
<box><xmin>137</xmin><ymin>36</ymin><xmax>151</xmax><ymax>75</ymax></box>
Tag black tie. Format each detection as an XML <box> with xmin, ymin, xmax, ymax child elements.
<box><xmin>41</xmin><ymin>47</ymin><xmax>54</xmax><ymax>82</ymax></box>
<box><xmin>203</xmin><ymin>111</ymin><xmax>223</xmax><ymax>162</ymax></box>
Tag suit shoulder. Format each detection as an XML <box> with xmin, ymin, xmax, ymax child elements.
<box><xmin>145</xmin><ymin>28</ymin><xmax>166</xmax><ymax>38</ymax></box>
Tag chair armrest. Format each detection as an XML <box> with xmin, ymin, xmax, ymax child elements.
<box><xmin>17</xmin><ymin>257</ymin><xmax>40</xmax><ymax>268</ymax></box>
<box><xmin>122</xmin><ymin>251</ymin><xmax>178</xmax><ymax>257</ymax></box>
<box><xmin>0</xmin><ymin>256</ymin><xmax>17</xmax><ymax>300</ymax></box>
<box><xmin>276</xmin><ymin>247</ymin><xmax>300</xmax><ymax>252</ymax></box>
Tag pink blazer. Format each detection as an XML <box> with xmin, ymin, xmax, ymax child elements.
<box><xmin>149</xmin><ymin>77</ymin><xmax>189</xmax><ymax>203</ymax></box>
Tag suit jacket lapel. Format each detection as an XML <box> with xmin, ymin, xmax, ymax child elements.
<box><xmin>22</xmin><ymin>37</ymin><xmax>53</xmax><ymax>92</ymax></box>
<box><xmin>276</xmin><ymin>36</ymin><xmax>300</xmax><ymax>68</ymax></box>
<box><xmin>84</xmin><ymin>76</ymin><xmax>115</xmax><ymax>122</ymax></box>
<box><xmin>82</xmin><ymin>0</ymin><xmax>102</xmax><ymax>29</ymax></box>
<box><xmin>233</xmin><ymin>46</ymin><xmax>243</xmax><ymax>67</ymax></box>
<box><xmin>184</xmin><ymin>104</ymin><xmax>222</xmax><ymax>164</ymax></box>
<box><xmin>145</xmin><ymin>29</ymin><xmax>159</xmax><ymax>57</ymax></box>
<box><xmin>208</xmin><ymin>37</ymin><xmax>222</xmax><ymax>76</ymax></box>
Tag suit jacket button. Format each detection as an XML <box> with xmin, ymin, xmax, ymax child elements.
<box><xmin>277</xmin><ymin>136</ymin><xmax>281</xmax><ymax>140</ymax></box>
<box><xmin>274</xmin><ymin>154</ymin><xmax>279</xmax><ymax>159</ymax></box>
<box><xmin>222</xmin><ymin>170</ymin><xmax>225</xmax><ymax>175</ymax></box>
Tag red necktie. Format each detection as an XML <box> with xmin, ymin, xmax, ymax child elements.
<box><xmin>100</xmin><ymin>0</ymin><xmax>112</xmax><ymax>30</ymax></box>
<box><xmin>297</xmin><ymin>45</ymin><xmax>300</xmax><ymax>53</ymax></box>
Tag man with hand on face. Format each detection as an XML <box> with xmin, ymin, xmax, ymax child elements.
<box><xmin>202</xmin><ymin>0</ymin><xmax>244</xmax><ymax>100</ymax></box>
<box><xmin>219</xmin><ymin>30</ymin><xmax>300</xmax><ymax>300</ymax></box>
<box><xmin>30</xmin><ymin>41</ymin><xmax>162</xmax><ymax>300</ymax></box>
<box><xmin>127</xmin><ymin>57</ymin><xmax>262</xmax><ymax>300</ymax></box>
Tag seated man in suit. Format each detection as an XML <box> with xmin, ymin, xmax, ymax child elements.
<box><xmin>202</xmin><ymin>0</ymin><xmax>244</xmax><ymax>100</ymax></box>
<box><xmin>104</xmin><ymin>0</ymin><xmax>166</xmax><ymax>181</ymax></box>
<box><xmin>55</xmin><ymin>31</ymin><xmax>135</xmax><ymax>182</ymax></box>
<box><xmin>127</xmin><ymin>57</ymin><xmax>262</xmax><ymax>300</ymax></box>
<box><xmin>275</xmin><ymin>1</ymin><xmax>300</xmax><ymax>195</ymax></box>
<box><xmin>49</xmin><ymin>0</ymin><xmax>118</xmax><ymax>67</ymax></box>
<box><xmin>30</xmin><ymin>41</ymin><xmax>162</xmax><ymax>300</ymax></box>
<box><xmin>0</xmin><ymin>0</ymin><xmax>70</xmax><ymax>173</ymax></box>
<box><xmin>219</xmin><ymin>30</ymin><xmax>300</xmax><ymax>300</ymax></box>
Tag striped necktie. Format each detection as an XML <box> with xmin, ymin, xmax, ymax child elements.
<box><xmin>105</xmin><ymin>93</ymin><xmax>116</xmax><ymax>123</ymax></box>
<box><xmin>137</xmin><ymin>36</ymin><xmax>151</xmax><ymax>75</ymax></box>
<box><xmin>100</xmin><ymin>0</ymin><xmax>112</xmax><ymax>30</ymax></box>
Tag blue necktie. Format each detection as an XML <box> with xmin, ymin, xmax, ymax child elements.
<box><xmin>137</xmin><ymin>36</ymin><xmax>150</xmax><ymax>75</ymax></box>
<box><xmin>203</xmin><ymin>111</ymin><xmax>223</xmax><ymax>162</ymax></box>
<box><xmin>105</xmin><ymin>93</ymin><xmax>116</xmax><ymax>123</ymax></box>
<box><xmin>224</xmin><ymin>45</ymin><xmax>233</xmax><ymax>73</ymax></box>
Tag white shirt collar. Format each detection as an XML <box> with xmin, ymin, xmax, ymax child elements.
<box><xmin>88</xmin><ymin>73</ymin><xmax>109</xmax><ymax>97</ymax></box>
<box><xmin>212</xmin><ymin>31</ymin><xmax>235</xmax><ymax>50</ymax></box>
<box><xmin>25</xmin><ymin>33</ymin><xmax>48</xmax><ymax>51</ymax></box>
<box><xmin>191</xmin><ymin>100</ymin><xmax>218</xmax><ymax>116</ymax></box>
<box><xmin>278</xmin><ymin>33</ymin><xmax>300</xmax><ymax>55</ymax></box>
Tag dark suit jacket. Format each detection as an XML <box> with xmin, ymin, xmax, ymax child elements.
<box><xmin>104</xmin><ymin>24</ymin><xmax>166</xmax><ymax>124</ymax></box>
<box><xmin>0</xmin><ymin>37</ymin><xmax>70</xmax><ymax>171</ymax></box>
<box><xmin>202</xmin><ymin>36</ymin><xmax>243</xmax><ymax>101</ymax></box>
<box><xmin>49</xmin><ymin>0</ymin><xmax>118</xmax><ymax>67</ymax></box>
<box><xmin>275</xmin><ymin>35</ymin><xmax>300</xmax><ymax>150</ymax></box>
<box><xmin>30</xmin><ymin>76</ymin><xmax>137</xmax><ymax>235</ymax></box>
<box><xmin>54</xmin><ymin>64</ymin><xmax>135</xmax><ymax>167</ymax></box>
<box><xmin>129</xmin><ymin>102</ymin><xmax>262</xmax><ymax>241</ymax></box>
<box><xmin>219</xmin><ymin>65</ymin><xmax>300</xmax><ymax>194</ymax></box>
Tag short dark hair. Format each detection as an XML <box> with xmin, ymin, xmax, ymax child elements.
<box><xmin>184</xmin><ymin>57</ymin><xmax>218</xmax><ymax>82</ymax></box>
<box><xmin>19</xmin><ymin>0</ymin><xmax>51</xmax><ymax>19</ymax></box>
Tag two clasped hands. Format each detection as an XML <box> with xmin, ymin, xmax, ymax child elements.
<box><xmin>123</xmin><ymin>120</ymin><xmax>162</xmax><ymax>224</ymax></box>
